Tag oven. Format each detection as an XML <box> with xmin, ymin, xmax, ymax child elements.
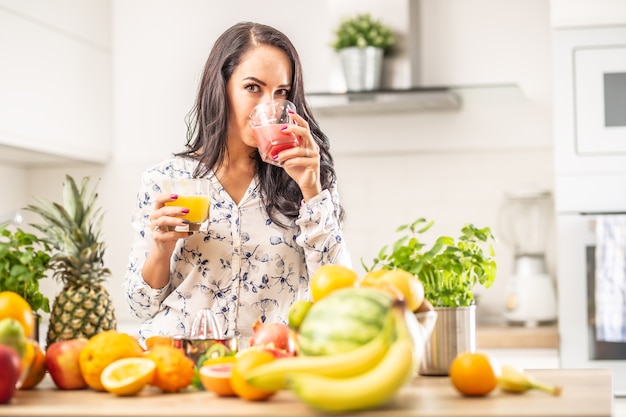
<box><xmin>554</xmin><ymin>25</ymin><xmax>626</xmax><ymax>396</ymax></box>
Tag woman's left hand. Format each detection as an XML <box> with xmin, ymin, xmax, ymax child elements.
<box><xmin>276</xmin><ymin>110</ymin><xmax>322</xmax><ymax>202</ymax></box>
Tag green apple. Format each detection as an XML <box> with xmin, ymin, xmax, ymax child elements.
<box><xmin>0</xmin><ymin>318</ymin><xmax>26</xmax><ymax>357</ymax></box>
<box><xmin>288</xmin><ymin>300</ymin><xmax>313</xmax><ymax>330</ymax></box>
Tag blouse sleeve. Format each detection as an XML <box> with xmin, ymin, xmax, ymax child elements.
<box><xmin>295</xmin><ymin>181</ymin><xmax>352</xmax><ymax>272</ymax></box>
<box><xmin>123</xmin><ymin>171</ymin><xmax>172</xmax><ymax>321</ymax></box>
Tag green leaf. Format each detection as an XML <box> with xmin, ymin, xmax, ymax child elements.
<box><xmin>364</xmin><ymin>218</ymin><xmax>497</xmax><ymax>307</ymax></box>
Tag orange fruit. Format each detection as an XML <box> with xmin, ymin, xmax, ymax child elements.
<box><xmin>144</xmin><ymin>344</ymin><xmax>195</xmax><ymax>393</ymax></box>
<box><xmin>19</xmin><ymin>340</ymin><xmax>46</xmax><ymax>389</ymax></box>
<box><xmin>310</xmin><ymin>265</ymin><xmax>359</xmax><ymax>302</ymax></box>
<box><xmin>100</xmin><ymin>357</ymin><xmax>156</xmax><ymax>396</ymax></box>
<box><xmin>145</xmin><ymin>335</ymin><xmax>173</xmax><ymax>350</ymax></box>
<box><xmin>362</xmin><ymin>269</ymin><xmax>425</xmax><ymax>312</ymax></box>
<box><xmin>449</xmin><ymin>351</ymin><xmax>498</xmax><ymax>396</ymax></box>
<box><xmin>199</xmin><ymin>362</ymin><xmax>237</xmax><ymax>397</ymax></box>
<box><xmin>230</xmin><ymin>349</ymin><xmax>277</xmax><ymax>401</ymax></box>
<box><xmin>79</xmin><ymin>330</ymin><xmax>145</xmax><ymax>391</ymax></box>
<box><xmin>0</xmin><ymin>291</ymin><xmax>35</xmax><ymax>337</ymax></box>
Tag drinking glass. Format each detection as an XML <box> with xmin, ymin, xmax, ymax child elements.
<box><xmin>249</xmin><ymin>99</ymin><xmax>300</xmax><ymax>166</ymax></box>
<box><xmin>162</xmin><ymin>178</ymin><xmax>210</xmax><ymax>232</ymax></box>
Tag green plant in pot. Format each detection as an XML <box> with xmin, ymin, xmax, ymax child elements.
<box><xmin>367</xmin><ymin>218</ymin><xmax>497</xmax><ymax>376</ymax></box>
<box><xmin>0</xmin><ymin>223</ymin><xmax>51</xmax><ymax>340</ymax></box>
<box><xmin>331</xmin><ymin>13</ymin><xmax>396</xmax><ymax>92</ymax></box>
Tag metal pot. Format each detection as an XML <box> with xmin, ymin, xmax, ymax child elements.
<box><xmin>339</xmin><ymin>46</ymin><xmax>384</xmax><ymax>92</ymax></box>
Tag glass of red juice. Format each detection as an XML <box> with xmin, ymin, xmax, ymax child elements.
<box><xmin>249</xmin><ymin>99</ymin><xmax>300</xmax><ymax>166</ymax></box>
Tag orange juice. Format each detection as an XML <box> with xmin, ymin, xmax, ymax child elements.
<box><xmin>165</xmin><ymin>195</ymin><xmax>210</xmax><ymax>224</ymax></box>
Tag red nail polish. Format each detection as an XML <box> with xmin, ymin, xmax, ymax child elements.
<box><xmin>182</xmin><ymin>208</ymin><xmax>190</xmax><ymax>214</ymax></box>
<box><xmin>287</xmin><ymin>109</ymin><xmax>295</xmax><ymax>114</ymax></box>
<box><xmin>170</xmin><ymin>194</ymin><xmax>178</xmax><ymax>200</ymax></box>
<box><xmin>280</xmin><ymin>125</ymin><xmax>287</xmax><ymax>131</ymax></box>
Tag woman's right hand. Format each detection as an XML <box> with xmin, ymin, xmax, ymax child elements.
<box><xmin>149</xmin><ymin>193</ymin><xmax>192</xmax><ymax>251</ymax></box>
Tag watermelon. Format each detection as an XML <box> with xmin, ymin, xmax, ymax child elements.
<box><xmin>297</xmin><ymin>287</ymin><xmax>394</xmax><ymax>356</ymax></box>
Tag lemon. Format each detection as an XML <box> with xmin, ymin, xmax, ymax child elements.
<box><xmin>310</xmin><ymin>265</ymin><xmax>359</xmax><ymax>302</ymax></box>
<box><xmin>100</xmin><ymin>357</ymin><xmax>156</xmax><ymax>396</ymax></box>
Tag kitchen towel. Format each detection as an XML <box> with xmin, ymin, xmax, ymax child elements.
<box><xmin>595</xmin><ymin>215</ymin><xmax>626</xmax><ymax>342</ymax></box>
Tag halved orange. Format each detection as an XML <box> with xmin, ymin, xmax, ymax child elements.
<box><xmin>199</xmin><ymin>362</ymin><xmax>237</xmax><ymax>397</ymax></box>
<box><xmin>100</xmin><ymin>357</ymin><xmax>156</xmax><ymax>396</ymax></box>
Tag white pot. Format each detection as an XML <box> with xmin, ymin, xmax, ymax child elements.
<box><xmin>339</xmin><ymin>46</ymin><xmax>384</xmax><ymax>92</ymax></box>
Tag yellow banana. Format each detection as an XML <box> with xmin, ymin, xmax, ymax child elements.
<box><xmin>499</xmin><ymin>365</ymin><xmax>562</xmax><ymax>396</ymax></box>
<box><xmin>245</xmin><ymin>310</ymin><xmax>395</xmax><ymax>391</ymax></box>
<box><xmin>286</xmin><ymin>302</ymin><xmax>415</xmax><ymax>413</ymax></box>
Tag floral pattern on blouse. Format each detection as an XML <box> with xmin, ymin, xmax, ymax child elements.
<box><xmin>124</xmin><ymin>156</ymin><xmax>351</xmax><ymax>345</ymax></box>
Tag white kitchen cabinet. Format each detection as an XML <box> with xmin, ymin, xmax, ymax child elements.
<box><xmin>0</xmin><ymin>1</ymin><xmax>112</xmax><ymax>166</ymax></box>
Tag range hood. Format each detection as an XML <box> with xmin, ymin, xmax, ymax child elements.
<box><xmin>306</xmin><ymin>87</ymin><xmax>461</xmax><ymax>115</ymax></box>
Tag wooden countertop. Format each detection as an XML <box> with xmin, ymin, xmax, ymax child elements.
<box><xmin>477</xmin><ymin>324</ymin><xmax>559</xmax><ymax>349</ymax></box>
<box><xmin>2</xmin><ymin>369</ymin><xmax>613</xmax><ymax>417</ymax></box>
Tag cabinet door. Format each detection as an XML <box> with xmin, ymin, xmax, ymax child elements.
<box><xmin>0</xmin><ymin>8</ymin><xmax>111</xmax><ymax>164</ymax></box>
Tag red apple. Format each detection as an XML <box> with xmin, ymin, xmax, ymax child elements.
<box><xmin>248</xmin><ymin>321</ymin><xmax>297</xmax><ymax>356</ymax></box>
<box><xmin>45</xmin><ymin>338</ymin><xmax>88</xmax><ymax>390</ymax></box>
<box><xmin>0</xmin><ymin>344</ymin><xmax>21</xmax><ymax>404</ymax></box>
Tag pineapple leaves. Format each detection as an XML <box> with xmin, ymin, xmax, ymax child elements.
<box><xmin>25</xmin><ymin>175</ymin><xmax>110</xmax><ymax>286</ymax></box>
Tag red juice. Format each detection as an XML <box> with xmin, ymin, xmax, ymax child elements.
<box><xmin>252</xmin><ymin>124</ymin><xmax>299</xmax><ymax>163</ymax></box>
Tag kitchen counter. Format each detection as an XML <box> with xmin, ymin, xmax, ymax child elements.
<box><xmin>2</xmin><ymin>369</ymin><xmax>613</xmax><ymax>417</ymax></box>
<box><xmin>477</xmin><ymin>324</ymin><xmax>559</xmax><ymax>349</ymax></box>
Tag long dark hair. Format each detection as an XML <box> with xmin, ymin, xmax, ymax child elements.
<box><xmin>178</xmin><ymin>21</ymin><xmax>343</xmax><ymax>227</ymax></box>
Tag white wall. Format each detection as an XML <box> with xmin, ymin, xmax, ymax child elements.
<box><xmin>2</xmin><ymin>0</ymin><xmax>554</xmax><ymax>331</ymax></box>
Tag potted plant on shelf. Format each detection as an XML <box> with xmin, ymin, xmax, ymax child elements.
<box><xmin>366</xmin><ymin>218</ymin><xmax>497</xmax><ymax>376</ymax></box>
<box><xmin>0</xmin><ymin>223</ymin><xmax>51</xmax><ymax>341</ymax></box>
<box><xmin>331</xmin><ymin>13</ymin><xmax>396</xmax><ymax>92</ymax></box>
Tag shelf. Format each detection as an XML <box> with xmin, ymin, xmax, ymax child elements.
<box><xmin>306</xmin><ymin>87</ymin><xmax>462</xmax><ymax>115</ymax></box>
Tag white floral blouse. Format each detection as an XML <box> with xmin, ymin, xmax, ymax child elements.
<box><xmin>124</xmin><ymin>156</ymin><xmax>351</xmax><ymax>345</ymax></box>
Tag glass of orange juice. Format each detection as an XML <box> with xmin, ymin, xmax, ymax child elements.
<box><xmin>162</xmin><ymin>178</ymin><xmax>210</xmax><ymax>232</ymax></box>
<box><xmin>249</xmin><ymin>99</ymin><xmax>300</xmax><ymax>166</ymax></box>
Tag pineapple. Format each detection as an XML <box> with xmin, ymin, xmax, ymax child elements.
<box><xmin>26</xmin><ymin>175</ymin><xmax>116</xmax><ymax>346</ymax></box>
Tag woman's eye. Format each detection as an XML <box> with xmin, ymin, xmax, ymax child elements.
<box><xmin>245</xmin><ymin>84</ymin><xmax>260</xmax><ymax>93</ymax></box>
<box><xmin>275</xmin><ymin>89</ymin><xmax>290</xmax><ymax>97</ymax></box>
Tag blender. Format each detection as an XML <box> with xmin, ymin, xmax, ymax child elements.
<box><xmin>498</xmin><ymin>188</ymin><xmax>557</xmax><ymax>326</ymax></box>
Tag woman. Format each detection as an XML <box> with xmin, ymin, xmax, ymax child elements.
<box><xmin>124</xmin><ymin>22</ymin><xmax>351</xmax><ymax>345</ymax></box>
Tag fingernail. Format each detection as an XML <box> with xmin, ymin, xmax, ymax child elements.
<box><xmin>182</xmin><ymin>208</ymin><xmax>190</xmax><ymax>214</ymax></box>
<box><xmin>272</xmin><ymin>154</ymin><xmax>279</xmax><ymax>160</ymax></box>
<box><xmin>287</xmin><ymin>109</ymin><xmax>295</xmax><ymax>114</ymax></box>
<box><xmin>188</xmin><ymin>232</ymin><xmax>194</xmax><ymax>236</ymax></box>
<box><xmin>280</xmin><ymin>125</ymin><xmax>287</xmax><ymax>131</ymax></box>
<box><xmin>170</xmin><ymin>194</ymin><xmax>178</xmax><ymax>199</ymax></box>
<box><xmin>182</xmin><ymin>220</ymin><xmax>190</xmax><ymax>224</ymax></box>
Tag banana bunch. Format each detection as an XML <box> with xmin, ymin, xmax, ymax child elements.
<box><xmin>499</xmin><ymin>365</ymin><xmax>562</xmax><ymax>396</ymax></box>
<box><xmin>245</xmin><ymin>300</ymin><xmax>416</xmax><ymax>413</ymax></box>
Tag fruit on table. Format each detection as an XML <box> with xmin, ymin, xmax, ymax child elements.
<box><xmin>248</xmin><ymin>321</ymin><xmax>296</xmax><ymax>356</ymax></box>
<box><xmin>0</xmin><ymin>344</ymin><xmax>21</xmax><ymax>404</ymax></box>
<box><xmin>449</xmin><ymin>351</ymin><xmax>498</xmax><ymax>396</ymax></box>
<box><xmin>287</xmin><ymin>300</ymin><xmax>313</xmax><ymax>330</ymax></box>
<box><xmin>499</xmin><ymin>364</ymin><xmax>562</xmax><ymax>396</ymax></box>
<box><xmin>298</xmin><ymin>286</ymin><xmax>394</xmax><ymax>356</ymax></box>
<box><xmin>0</xmin><ymin>291</ymin><xmax>35</xmax><ymax>338</ymax></box>
<box><xmin>286</xmin><ymin>300</ymin><xmax>416</xmax><ymax>413</ymax></box>
<box><xmin>26</xmin><ymin>175</ymin><xmax>116</xmax><ymax>347</ymax></box>
<box><xmin>100</xmin><ymin>357</ymin><xmax>156</xmax><ymax>396</ymax></box>
<box><xmin>230</xmin><ymin>349</ymin><xmax>277</xmax><ymax>401</ymax></box>
<box><xmin>244</xmin><ymin>309</ymin><xmax>394</xmax><ymax>391</ymax></box>
<box><xmin>310</xmin><ymin>264</ymin><xmax>359</xmax><ymax>302</ymax></box>
<box><xmin>79</xmin><ymin>330</ymin><xmax>144</xmax><ymax>391</ymax></box>
<box><xmin>0</xmin><ymin>317</ymin><xmax>27</xmax><ymax>357</ymax></box>
<box><xmin>361</xmin><ymin>268</ymin><xmax>425</xmax><ymax>312</ymax></box>
<box><xmin>19</xmin><ymin>339</ymin><xmax>46</xmax><ymax>389</ymax></box>
<box><xmin>199</xmin><ymin>362</ymin><xmax>237</xmax><ymax>397</ymax></box>
<box><xmin>144</xmin><ymin>344</ymin><xmax>195</xmax><ymax>393</ymax></box>
<box><xmin>46</xmin><ymin>338</ymin><xmax>89</xmax><ymax>390</ymax></box>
